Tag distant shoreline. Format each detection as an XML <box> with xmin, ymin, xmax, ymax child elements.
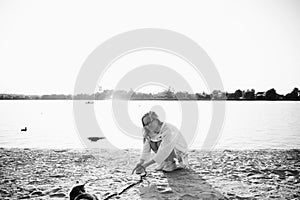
<box><xmin>1</xmin><ymin>87</ymin><xmax>300</xmax><ymax>101</ymax></box>
<box><xmin>0</xmin><ymin>99</ymin><xmax>299</xmax><ymax>101</ymax></box>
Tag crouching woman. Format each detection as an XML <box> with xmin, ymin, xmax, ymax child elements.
<box><xmin>132</xmin><ymin>111</ymin><xmax>189</xmax><ymax>174</ymax></box>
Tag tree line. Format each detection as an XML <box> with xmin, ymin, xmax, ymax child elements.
<box><xmin>0</xmin><ymin>87</ymin><xmax>299</xmax><ymax>101</ymax></box>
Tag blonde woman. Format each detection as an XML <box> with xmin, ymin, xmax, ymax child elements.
<box><xmin>132</xmin><ymin>111</ymin><xmax>189</xmax><ymax>174</ymax></box>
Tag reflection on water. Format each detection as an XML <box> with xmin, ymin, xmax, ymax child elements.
<box><xmin>0</xmin><ymin>100</ymin><xmax>299</xmax><ymax>149</ymax></box>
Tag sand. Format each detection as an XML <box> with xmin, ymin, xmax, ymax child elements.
<box><xmin>0</xmin><ymin>148</ymin><xmax>299</xmax><ymax>200</ymax></box>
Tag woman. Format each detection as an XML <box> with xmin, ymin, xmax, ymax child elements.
<box><xmin>132</xmin><ymin>111</ymin><xmax>189</xmax><ymax>174</ymax></box>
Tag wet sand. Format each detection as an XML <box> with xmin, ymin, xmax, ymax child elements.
<box><xmin>0</xmin><ymin>148</ymin><xmax>299</xmax><ymax>199</ymax></box>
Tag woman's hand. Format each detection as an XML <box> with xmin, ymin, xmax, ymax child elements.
<box><xmin>132</xmin><ymin>163</ymin><xmax>145</xmax><ymax>174</ymax></box>
<box><xmin>132</xmin><ymin>160</ymin><xmax>144</xmax><ymax>174</ymax></box>
<box><xmin>132</xmin><ymin>159</ymin><xmax>156</xmax><ymax>174</ymax></box>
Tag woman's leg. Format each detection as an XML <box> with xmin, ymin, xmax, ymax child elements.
<box><xmin>165</xmin><ymin>149</ymin><xmax>176</xmax><ymax>162</ymax></box>
<box><xmin>150</xmin><ymin>141</ymin><xmax>177</xmax><ymax>171</ymax></box>
<box><xmin>149</xmin><ymin>140</ymin><xmax>176</xmax><ymax>162</ymax></box>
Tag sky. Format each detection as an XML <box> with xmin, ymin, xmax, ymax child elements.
<box><xmin>0</xmin><ymin>0</ymin><xmax>300</xmax><ymax>95</ymax></box>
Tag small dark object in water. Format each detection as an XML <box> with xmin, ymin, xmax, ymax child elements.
<box><xmin>69</xmin><ymin>184</ymin><xmax>98</xmax><ymax>200</ymax></box>
<box><xmin>88</xmin><ymin>137</ymin><xmax>105</xmax><ymax>142</ymax></box>
<box><xmin>85</xmin><ymin>101</ymin><xmax>94</xmax><ymax>104</ymax></box>
<box><xmin>21</xmin><ymin>127</ymin><xmax>27</xmax><ymax>132</ymax></box>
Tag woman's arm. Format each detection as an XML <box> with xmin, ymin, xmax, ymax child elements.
<box><xmin>132</xmin><ymin>159</ymin><xmax>155</xmax><ymax>174</ymax></box>
<box><xmin>133</xmin><ymin>135</ymin><xmax>151</xmax><ymax>174</ymax></box>
<box><xmin>140</xmin><ymin>138</ymin><xmax>151</xmax><ymax>161</ymax></box>
<box><xmin>141</xmin><ymin>130</ymin><xmax>175</xmax><ymax>171</ymax></box>
<box><xmin>142</xmin><ymin>159</ymin><xmax>156</xmax><ymax>169</ymax></box>
<box><xmin>153</xmin><ymin>129</ymin><xmax>175</xmax><ymax>165</ymax></box>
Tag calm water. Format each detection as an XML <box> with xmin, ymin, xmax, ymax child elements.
<box><xmin>0</xmin><ymin>100</ymin><xmax>299</xmax><ymax>149</ymax></box>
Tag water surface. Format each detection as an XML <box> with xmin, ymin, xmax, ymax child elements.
<box><xmin>0</xmin><ymin>100</ymin><xmax>299</xmax><ymax>149</ymax></box>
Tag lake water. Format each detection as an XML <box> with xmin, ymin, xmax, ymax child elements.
<box><xmin>0</xmin><ymin>100</ymin><xmax>299</xmax><ymax>150</ymax></box>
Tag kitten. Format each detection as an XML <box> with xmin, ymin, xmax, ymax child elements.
<box><xmin>69</xmin><ymin>183</ymin><xmax>99</xmax><ymax>200</ymax></box>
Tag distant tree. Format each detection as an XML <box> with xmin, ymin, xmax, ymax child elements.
<box><xmin>203</xmin><ymin>92</ymin><xmax>211</xmax><ymax>100</ymax></box>
<box><xmin>2</xmin><ymin>86</ymin><xmax>300</xmax><ymax>101</ymax></box>
<box><xmin>73</xmin><ymin>93</ymin><xmax>94</xmax><ymax>100</ymax></box>
<box><xmin>162</xmin><ymin>87</ymin><xmax>175</xmax><ymax>99</ymax></box>
<box><xmin>127</xmin><ymin>89</ymin><xmax>136</xmax><ymax>99</ymax></box>
<box><xmin>244</xmin><ymin>89</ymin><xmax>255</xmax><ymax>100</ymax></box>
<box><xmin>234</xmin><ymin>89</ymin><xmax>243</xmax><ymax>99</ymax></box>
<box><xmin>175</xmin><ymin>91</ymin><xmax>187</xmax><ymax>100</ymax></box>
<box><xmin>132</xmin><ymin>92</ymin><xmax>152</xmax><ymax>100</ymax></box>
<box><xmin>175</xmin><ymin>91</ymin><xmax>196</xmax><ymax>100</ymax></box>
<box><xmin>293</xmin><ymin>87</ymin><xmax>299</xmax><ymax>93</ymax></box>
<box><xmin>113</xmin><ymin>90</ymin><xmax>128</xmax><ymax>99</ymax></box>
<box><xmin>102</xmin><ymin>90</ymin><xmax>113</xmax><ymax>99</ymax></box>
<box><xmin>41</xmin><ymin>95</ymin><xmax>50</xmax><ymax>99</ymax></box>
<box><xmin>195</xmin><ymin>93</ymin><xmax>203</xmax><ymax>100</ymax></box>
<box><xmin>196</xmin><ymin>92</ymin><xmax>211</xmax><ymax>100</ymax></box>
<box><xmin>285</xmin><ymin>87</ymin><xmax>299</xmax><ymax>100</ymax></box>
<box><xmin>226</xmin><ymin>92</ymin><xmax>236</xmax><ymax>100</ymax></box>
<box><xmin>211</xmin><ymin>90</ymin><xmax>226</xmax><ymax>100</ymax></box>
<box><xmin>265</xmin><ymin>88</ymin><xmax>278</xmax><ymax>100</ymax></box>
<box><xmin>188</xmin><ymin>93</ymin><xmax>197</xmax><ymax>100</ymax></box>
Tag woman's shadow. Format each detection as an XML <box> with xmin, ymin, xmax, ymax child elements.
<box><xmin>139</xmin><ymin>168</ymin><xmax>226</xmax><ymax>200</ymax></box>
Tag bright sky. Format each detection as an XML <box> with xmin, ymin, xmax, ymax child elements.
<box><xmin>0</xmin><ymin>0</ymin><xmax>300</xmax><ymax>95</ymax></box>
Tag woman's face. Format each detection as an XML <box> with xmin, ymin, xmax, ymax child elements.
<box><xmin>143</xmin><ymin>116</ymin><xmax>157</xmax><ymax>132</ymax></box>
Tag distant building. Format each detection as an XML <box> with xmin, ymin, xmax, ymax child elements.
<box><xmin>211</xmin><ymin>90</ymin><xmax>226</xmax><ymax>100</ymax></box>
<box><xmin>256</xmin><ymin>92</ymin><xmax>265</xmax><ymax>100</ymax></box>
<box><xmin>226</xmin><ymin>93</ymin><xmax>236</xmax><ymax>100</ymax></box>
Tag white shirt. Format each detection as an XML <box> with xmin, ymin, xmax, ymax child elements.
<box><xmin>140</xmin><ymin>122</ymin><xmax>188</xmax><ymax>165</ymax></box>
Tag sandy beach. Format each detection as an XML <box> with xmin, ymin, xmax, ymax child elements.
<box><xmin>0</xmin><ymin>148</ymin><xmax>299</xmax><ymax>200</ymax></box>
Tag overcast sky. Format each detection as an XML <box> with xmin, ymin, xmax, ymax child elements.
<box><xmin>0</xmin><ymin>0</ymin><xmax>300</xmax><ymax>95</ymax></box>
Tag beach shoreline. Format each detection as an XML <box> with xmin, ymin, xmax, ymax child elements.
<box><xmin>1</xmin><ymin>148</ymin><xmax>299</xmax><ymax>199</ymax></box>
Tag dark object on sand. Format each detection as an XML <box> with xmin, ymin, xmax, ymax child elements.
<box><xmin>21</xmin><ymin>127</ymin><xmax>27</xmax><ymax>132</ymax></box>
<box><xmin>69</xmin><ymin>172</ymin><xmax>147</xmax><ymax>200</ymax></box>
<box><xmin>69</xmin><ymin>184</ymin><xmax>98</xmax><ymax>200</ymax></box>
<box><xmin>88</xmin><ymin>137</ymin><xmax>105</xmax><ymax>142</ymax></box>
